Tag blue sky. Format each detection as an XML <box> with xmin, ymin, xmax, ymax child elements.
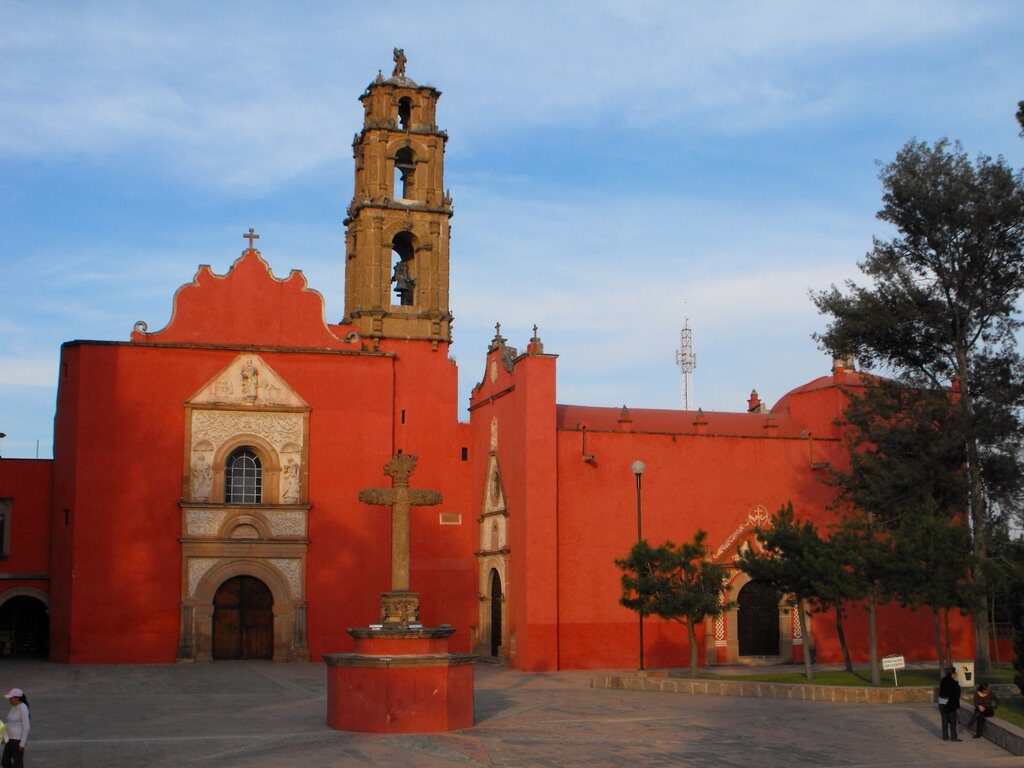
<box><xmin>2</xmin><ymin>1</ymin><xmax>1023</xmax><ymax>459</ymax></box>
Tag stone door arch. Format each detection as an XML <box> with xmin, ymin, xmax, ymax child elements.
<box><xmin>189</xmin><ymin>559</ymin><xmax>298</xmax><ymax>662</ymax></box>
<box><xmin>0</xmin><ymin>588</ymin><xmax>49</xmax><ymax>657</ymax></box>
<box><xmin>720</xmin><ymin>572</ymin><xmax>794</xmax><ymax>663</ymax></box>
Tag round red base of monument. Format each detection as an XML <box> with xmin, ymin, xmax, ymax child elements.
<box><xmin>323</xmin><ymin>627</ymin><xmax>475</xmax><ymax>733</ymax></box>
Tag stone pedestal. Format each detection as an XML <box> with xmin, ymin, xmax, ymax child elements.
<box><xmin>324</xmin><ymin>626</ymin><xmax>475</xmax><ymax>733</ymax></box>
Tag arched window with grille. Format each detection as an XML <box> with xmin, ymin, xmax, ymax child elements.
<box><xmin>225</xmin><ymin>448</ymin><xmax>262</xmax><ymax>503</ymax></box>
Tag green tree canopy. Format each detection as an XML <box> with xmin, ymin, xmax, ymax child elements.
<box><xmin>813</xmin><ymin>139</ymin><xmax>1024</xmax><ymax>672</ymax></box>
<box><xmin>737</xmin><ymin>504</ymin><xmax>837</xmax><ymax>680</ymax></box>
<box><xmin>616</xmin><ymin>531</ymin><xmax>733</xmax><ymax>678</ymax></box>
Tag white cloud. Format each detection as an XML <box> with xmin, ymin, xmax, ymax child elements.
<box><xmin>0</xmin><ymin>1</ymin><xmax>995</xmax><ymax>189</ymax></box>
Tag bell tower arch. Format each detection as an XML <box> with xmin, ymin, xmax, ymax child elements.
<box><xmin>344</xmin><ymin>49</ymin><xmax>454</xmax><ymax>346</ymax></box>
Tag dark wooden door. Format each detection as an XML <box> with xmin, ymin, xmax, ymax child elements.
<box><xmin>0</xmin><ymin>596</ymin><xmax>49</xmax><ymax>656</ymax></box>
<box><xmin>490</xmin><ymin>569</ymin><xmax>502</xmax><ymax>657</ymax></box>
<box><xmin>737</xmin><ymin>580</ymin><xmax>779</xmax><ymax>656</ymax></box>
<box><xmin>213</xmin><ymin>576</ymin><xmax>273</xmax><ymax>660</ymax></box>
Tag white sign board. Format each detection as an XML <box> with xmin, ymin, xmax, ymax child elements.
<box><xmin>882</xmin><ymin>655</ymin><xmax>905</xmax><ymax>671</ymax></box>
<box><xmin>955</xmin><ymin>661</ymin><xmax>975</xmax><ymax>687</ymax></box>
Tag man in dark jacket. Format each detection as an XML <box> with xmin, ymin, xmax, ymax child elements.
<box><xmin>938</xmin><ymin>667</ymin><xmax>962</xmax><ymax>741</ymax></box>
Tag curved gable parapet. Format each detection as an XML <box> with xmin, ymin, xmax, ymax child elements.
<box><xmin>130</xmin><ymin>250</ymin><xmax>355</xmax><ymax>349</ymax></box>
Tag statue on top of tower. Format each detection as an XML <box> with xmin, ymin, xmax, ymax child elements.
<box><xmin>392</xmin><ymin>48</ymin><xmax>407</xmax><ymax>78</ymax></box>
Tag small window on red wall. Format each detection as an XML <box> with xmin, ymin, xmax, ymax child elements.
<box><xmin>225</xmin><ymin>448</ymin><xmax>262</xmax><ymax>504</ymax></box>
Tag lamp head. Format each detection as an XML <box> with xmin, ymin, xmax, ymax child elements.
<box><xmin>630</xmin><ymin>460</ymin><xmax>646</xmax><ymax>476</ymax></box>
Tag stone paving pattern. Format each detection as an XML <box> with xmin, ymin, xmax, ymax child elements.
<box><xmin>2</xmin><ymin>659</ymin><xmax>1023</xmax><ymax>767</ymax></box>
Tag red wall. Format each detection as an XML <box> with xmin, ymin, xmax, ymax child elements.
<box><xmin>0</xmin><ymin>458</ymin><xmax>52</xmax><ymax>606</ymax></box>
<box><xmin>470</xmin><ymin>352</ymin><xmax>977</xmax><ymax>671</ymax></box>
<box><xmin>50</xmin><ymin>337</ymin><xmax>475</xmax><ymax>663</ymax></box>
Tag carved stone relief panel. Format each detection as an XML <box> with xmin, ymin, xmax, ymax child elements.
<box><xmin>270</xmin><ymin>558</ymin><xmax>303</xmax><ymax>599</ymax></box>
<box><xmin>192</xmin><ymin>410</ymin><xmax>303</xmax><ymax>451</ymax></box>
<box><xmin>188</xmin><ymin>354</ymin><xmax>309</xmax><ymax>409</ymax></box>
<box><xmin>189</xmin><ymin>410</ymin><xmax>304</xmax><ymax>504</ymax></box>
<box><xmin>190</xmin><ymin>440</ymin><xmax>215</xmax><ymax>502</ymax></box>
<box><xmin>230</xmin><ymin>524</ymin><xmax>260</xmax><ymax>539</ymax></box>
<box><xmin>186</xmin><ymin>509</ymin><xmax>228</xmax><ymax>537</ymax></box>
<box><xmin>266</xmin><ymin>511</ymin><xmax>306</xmax><ymax>537</ymax></box>
<box><xmin>188</xmin><ymin>558</ymin><xmax>220</xmax><ymax>598</ymax></box>
<box><xmin>280</xmin><ymin>442</ymin><xmax>301</xmax><ymax>504</ymax></box>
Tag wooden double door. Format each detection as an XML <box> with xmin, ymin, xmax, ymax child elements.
<box><xmin>737</xmin><ymin>579</ymin><xmax>780</xmax><ymax>656</ymax></box>
<box><xmin>212</xmin><ymin>576</ymin><xmax>273</xmax><ymax>660</ymax></box>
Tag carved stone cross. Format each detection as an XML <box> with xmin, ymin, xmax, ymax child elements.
<box><xmin>358</xmin><ymin>452</ymin><xmax>442</xmax><ymax>626</ymax></box>
<box><xmin>243</xmin><ymin>227</ymin><xmax>260</xmax><ymax>249</ymax></box>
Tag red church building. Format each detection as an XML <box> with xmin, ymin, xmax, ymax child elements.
<box><xmin>0</xmin><ymin>61</ymin><xmax>974</xmax><ymax>670</ymax></box>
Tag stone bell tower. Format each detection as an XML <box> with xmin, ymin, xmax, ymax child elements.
<box><xmin>343</xmin><ymin>49</ymin><xmax>454</xmax><ymax>347</ymax></box>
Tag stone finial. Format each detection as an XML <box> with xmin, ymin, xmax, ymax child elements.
<box><xmin>832</xmin><ymin>352</ymin><xmax>856</xmax><ymax>373</ymax></box>
<box><xmin>617</xmin><ymin>405</ymin><xmax>633</xmax><ymax>432</ymax></box>
<box><xmin>488</xmin><ymin>322</ymin><xmax>507</xmax><ymax>352</ymax></box>
<box><xmin>693</xmin><ymin>407</ymin><xmax>708</xmax><ymax>432</ymax></box>
<box><xmin>747</xmin><ymin>389</ymin><xmax>760</xmax><ymax>412</ymax></box>
<box><xmin>527</xmin><ymin>324</ymin><xmax>544</xmax><ymax>355</ymax></box>
<box><xmin>242</xmin><ymin>227</ymin><xmax>260</xmax><ymax>251</ymax></box>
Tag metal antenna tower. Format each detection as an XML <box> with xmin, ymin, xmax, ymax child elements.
<box><xmin>674</xmin><ymin>317</ymin><xmax>696</xmax><ymax>410</ymax></box>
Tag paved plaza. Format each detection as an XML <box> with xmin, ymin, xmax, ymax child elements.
<box><xmin>3</xmin><ymin>658</ymin><xmax>1023</xmax><ymax>767</ymax></box>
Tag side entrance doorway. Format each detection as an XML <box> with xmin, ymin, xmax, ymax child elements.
<box><xmin>0</xmin><ymin>596</ymin><xmax>49</xmax><ymax>657</ymax></box>
<box><xmin>737</xmin><ymin>579</ymin><xmax>780</xmax><ymax>656</ymax></box>
<box><xmin>212</xmin><ymin>576</ymin><xmax>273</xmax><ymax>660</ymax></box>
<box><xmin>489</xmin><ymin>569</ymin><xmax>502</xmax><ymax>657</ymax></box>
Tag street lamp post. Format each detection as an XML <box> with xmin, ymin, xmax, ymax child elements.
<box><xmin>631</xmin><ymin>459</ymin><xmax>646</xmax><ymax>671</ymax></box>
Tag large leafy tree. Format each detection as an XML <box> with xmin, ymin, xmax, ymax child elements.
<box><xmin>829</xmin><ymin>383</ymin><xmax>973</xmax><ymax>676</ymax></box>
<box><xmin>616</xmin><ymin>532</ymin><xmax>733</xmax><ymax>678</ymax></box>
<box><xmin>814</xmin><ymin>139</ymin><xmax>1024</xmax><ymax>673</ymax></box>
<box><xmin>737</xmin><ymin>504</ymin><xmax>839</xmax><ymax>680</ymax></box>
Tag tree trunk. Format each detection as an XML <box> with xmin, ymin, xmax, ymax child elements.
<box><xmin>798</xmin><ymin>595</ymin><xmax>814</xmax><ymax>680</ymax></box>
<box><xmin>944</xmin><ymin>607</ymin><xmax>953</xmax><ymax>667</ymax></box>
<box><xmin>991</xmin><ymin>591</ymin><xmax>1001</xmax><ymax>665</ymax></box>
<box><xmin>958</xmin><ymin>346</ymin><xmax>991</xmax><ymax>675</ymax></box>
<box><xmin>933</xmin><ymin>607</ymin><xmax>945</xmax><ymax>673</ymax></box>
<box><xmin>868</xmin><ymin>586</ymin><xmax>880</xmax><ymax>685</ymax></box>
<box><xmin>687</xmin><ymin>620</ymin><xmax>699</xmax><ymax>679</ymax></box>
<box><xmin>835</xmin><ymin>604</ymin><xmax>854</xmax><ymax>673</ymax></box>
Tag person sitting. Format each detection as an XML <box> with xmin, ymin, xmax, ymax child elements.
<box><xmin>966</xmin><ymin>682</ymin><xmax>999</xmax><ymax>739</ymax></box>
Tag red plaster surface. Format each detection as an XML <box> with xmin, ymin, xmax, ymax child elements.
<box><xmin>326</xmin><ymin>653</ymin><xmax>474</xmax><ymax>732</ymax></box>
<box><xmin>0</xmin><ymin>459</ymin><xmax>53</xmax><ymax>603</ymax></box>
<box><xmin>130</xmin><ymin>250</ymin><xmax>356</xmax><ymax>350</ymax></box>
<box><xmin>32</xmin><ymin>247</ymin><xmax>979</xmax><ymax>672</ymax></box>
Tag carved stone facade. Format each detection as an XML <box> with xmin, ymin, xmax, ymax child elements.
<box><xmin>178</xmin><ymin>353</ymin><xmax>311</xmax><ymax>662</ymax></box>
<box><xmin>704</xmin><ymin>508</ymin><xmax>796</xmax><ymax>665</ymax></box>
<box><xmin>475</xmin><ymin>452</ymin><xmax>509</xmax><ymax>660</ymax></box>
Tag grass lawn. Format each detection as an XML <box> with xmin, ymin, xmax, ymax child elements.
<box><xmin>709</xmin><ymin>665</ymin><xmax>1017</xmax><ymax>689</ymax></box>
<box><xmin>713</xmin><ymin>669</ymin><xmax>940</xmax><ymax>687</ymax></box>
<box><xmin>999</xmin><ymin>698</ymin><xmax>1024</xmax><ymax>728</ymax></box>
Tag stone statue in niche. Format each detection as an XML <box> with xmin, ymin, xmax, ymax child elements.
<box><xmin>282</xmin><ymin>457</ymin><xmax>301</xmax><ymax>503</ymax></box>
<box><xmin>191</xmin><ymin>454</ymin><xmax>213</xmax><ymax>501</ymax></box>
<box><xmin>240</xmin><ymin>359</ymin><xmax>259</xmax><ymax>402</ymax></box>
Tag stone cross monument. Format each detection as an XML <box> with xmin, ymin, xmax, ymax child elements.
<box><xmin>358</xmin><ymin>452</ymin><xmax>442</xmax><ymax>626</ymax></box>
